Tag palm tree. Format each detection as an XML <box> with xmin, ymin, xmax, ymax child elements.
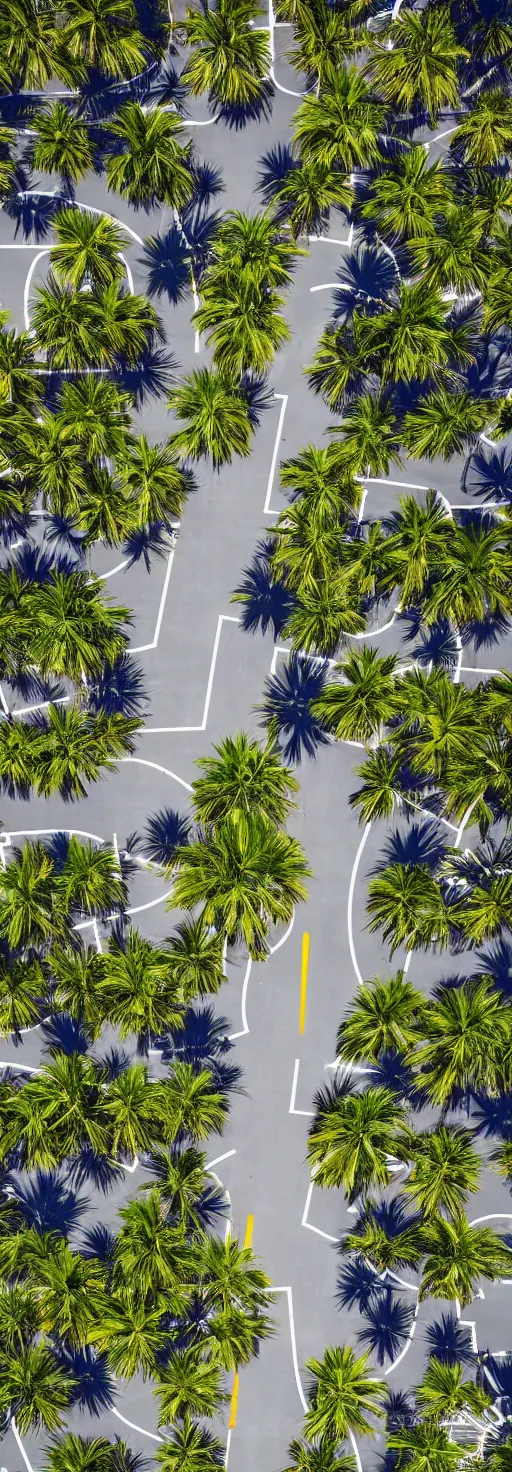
<box><xmin>273</xmin><ymin>159</ymin><xmax>353</xmax><ymax>240</ymax></box>
<box><xmin>396</xmin><ymin>671</ymin><xmax>479</xmax><ymax>783</ymax></box>
<box><xmin>155</xmin><ymin>1417</ymin><xmax>225</xmax><ymax>1472</ymax></box>
<box><xmin>423</xmin><ymin>522</ymin><xmax>512</xmax><ymax>627</ymax></box>
<box><xmin>118</xmin><ymin>435</ymin><xmax>188</xmax><ymax>525</ymax></box>
<box><xmin>77</xmin><ymin>468</ymin><xmax>138</xmax><ymax>548</ymax></box>
<box><xmin>200</xmin><ymin>1233</ymin><xmax>272</xmax><ymax>1316</ymax></box>
<box><xmin>12</xmin><ymin>408</ymin><xmax>86</xmax><ymax>517</ymax></box>
<box><xmin>402</xmin><ymin>389</ymin><xmax>490</xmax><ymax>461</ymax></box>
<box><xmin>106</xmin><ymin>104</ymin><xmax>194</xmax><ymax>210</ymax></box>
<box><xmin>304</xmin><ymin>1345</ymin><xmax>386</xmax><ymax>1443</ymax></box>
<box><xmin>0</xmin><ymin>953</ymin><xmax>46</xmax><ymax>1037</ymax></box>
<box><xmin>288</xmin><ymin>0</ymin><xmax>364</xmax><ymax>84</ymax></box>
<box><xmin>292</xmin><ymin>67</ymin><xmax>386</xmax><ymax>171</ymax></box>
<box><xmin>165</xmin><ymin>916</ymin><xmax>227</xmax><ymax>1001</ymax></box>
<box><xmin>366</xmin><ymin>864</ymin><xmax>450</xmax><ymax>956</ymax></box>
<box><xmin>271</xmin><ymin>499</ymin><xmax>346</xmax><ymax>597</ymax></box>
<box><xmin>416</xmin><ymin>976</ymin><xmax>510</xmax><ymax>1105</ymax></box>
<box><xmin>192</xmin><ymin>279</ymin><xmax>290</xmax><ymax>378</ymax></box>
<box><xmin>156</xmin><ymin>1348</ymin><xmax>225</xmax><ymax>1425</ymax></box>
<box><xmin>204</xmin><ymin>1303</ymin><xmax>274</xmax><ymax>1370</ymax></box>
<box><xmin>0</xmin><ymin>715</ymin><xmax>41</xmax><ymax>797</ymax></box>
<box><xmin>388</xmin><ymin>1423</ymin><xmax>468</xmax><ymax>1472</ymax></box>
<box><xmin>168</xmin><ymin>814</ymin><xmax>310</xmax><ymax>957</ymax></box>
<box><xmin>329</xmin><ymin>393</ymin><xmax>402</xmax><ymax>478</ymax></box>
<box><xmin>0</xmin><ymin>0</ymin><xmax>83</xmax><ymax>89</ymax></box>
<box><xmin>92</xmin><ymin>284</ymin><xmax>164</xmax><ymax>367</ymax></box>
<box><xmin>0</xmin><ymin>1344</ymin><xmax>74</xmax><ymax>1432</ymax></box>
<box><xmin>206</xmin><ymin>210</ymin><xmax>305</xmax><ymax>291</ymax></box>
<box><xmin>307</xmin><ymin>1084</ymin><xmax>407</xmax><ymax>1195</ymax></box>
<box><xmin>284</xmin><ymin>1438</ymin><xmax>356</xmax><ymax>1472</ymax></box>
<box><xmin>336</xmin><ymin>973</ymin><xmax>423</xmax><ymax>1066</ymax></box>
<box><xmin>365</xmin><ymin>7</ymin><xmax>467</xmax><ymax>120</ymax></box>
<box><xmin>98</xmin><ymin>928</ymin><xmax>183</xmax><ymax>1040</ymax></box>
<box><xmin>451</xmin><ymin>89</ymin><xmax>512</xmax><ymax>166</ymax></box>
<box><xmin>415</xmin><ymin>1359</ymin><xmax>491</xmax><ymax>1421</ymax></box>
<box><xmin>310</xmin><ymin>647</ymin><xmax>402</xmax><ymax>746</ymax></box>
<box><xmin>191</xmin><ymin>732</ymin><xmax>298</xmax><ymax>828</ymax></box>
<box><xmin>44</xmin><ymin>1434</ymin><xmax>138</xmax><ymax>1472</ymax></box>
<box><xmin>91</xmin><ymin>1291</ymin><xmax>169</xmax><ymax>1378</ymax></box>
<box><xmin>342</xmin><ymin>1206</ymin><xmax>425</xmax><ymax>1274</ymax></box>
<box><xmin>0</xmin><ymin>841</ymin><xmax>68</xmax><ymax>952</ymax></box>
<box><xmin>168</xmin><ymin>369</ymin><xmax>253</xmax><ymax>468</ymax></box>
<box><xmin>355</xmin><ymin>282</ymin><xmax>459</xmax><ymax>386</ymax></box>
<box><xmin>383</xmin><ymin>491</ymin><xmax>452</xmax><ymax>607</ymax></box>
<box><xmin>455</xmin><ymin>874</ymin><xmax>512</xmax><ymax>945</ymax></box>
<box><xmin>404</xmin><ymin>1125</ymin><xmax>481</xmax><ymax>1218</ymax></box>
<box><xmin>57</xmin><ymin>376</ymin><xmax>132</xmax><ymax>461</ymax></box>
<box><xmin>178</xmin><ymin>0</ymin><xmax>271</xmax><ymax>105</ymax></box>
<box><xmin>50</xmin><ymin>941</ymin><xmax>105</xmax><ymax>1035</ymax></box>
<box><xmin>33</xmin><ymin>704</ymin><xmax>139</xmax><ymax>800</ymax></box>
<box><xmin>482</xmin><ymin>272</ymin><xmax>512</xmax><ymax>333</ymax></box>
<box><xmin>0</xmin><ymin>330</ymin><xmax>40</xmax><ymax>409</ymax></box>
<box><xmin>159</xmin><ymin>1061</ymin><xmax>229</xmax><ymax>1142</ymax></box>
<box><xmin>27</xmin><ymin>570</ymin><xmax>130</xmax><ymax>681</ymax></box>
<box><xmin>306</xmin><ymin>316</ymin><xmax>371</xmax><ymax>412</ymax></box>
<box><xmin>63</xmin><ymin>0</ymin><xmax>148</xmax><ymax>80</ymax></box>
<box><xmin>281</xmin><ymin>579</ymin><xmax>366</xmax><ymax>657</ymax></box>
<box><xmin>105</xmin><ymin>1064</ymin><xmax>163</xmax><ymax>1160</ymax></box>
<box><xmin>51</xmin><ymin>208</ymin><xmax>128</xmax><ymax>291</ymax></box>
<box><xmin>360</xmin><ymin>147</ymin><xmax>453</xmax><ymax>243</ymax></box>
<box><xmin>34</xmin><ymin>1238</ymin><xmax>106</xmax><ymax>1347</ymax></box>
<box><xmin>141</xmin><ymin>1145</ymin><xmax>221</xmax><ymax>1233</ymax></box>
<box><xmin>419</xmin><ymin>1213</ymin><xmax>512</xmax><ymax>1306</ymax></box>
<box><xmin>113</xmin><ymin>1192</ymin><xmax>195</xmax><ymax>1299</ymax></box>
<box><xmin>56</xmin><ymin>837</ymin><xmax>128</xmax><ymax>919</ymax></box>
<box><xmin>349</xmin><ymin>745</ymin><xmax>405</xmax><ymax>824</ymax></box>
<box><xmin>31</xmin><ymin>276</ymin><xmax>99</xmax><ymax>371</ymax></box>
<box><xmin>408</xmin><ymin>207</ymin><xmax>491</xmax><ymax>294</ymax></box>
<box><xmin>279</xmin><ymin>444</ymin><xmax>361</xmax><ymax>521</ymax></box>
<box><xmin>30</xmin><ymin>104</ymin><xmax>94</xmax><ymax>187</ymax></box>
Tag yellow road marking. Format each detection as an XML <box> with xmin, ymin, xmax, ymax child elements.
<box><xmin>228</xmin><ymin>1213</ymin><xmax>254</xmax><ymax>1431</ymax></box>
<box><xmin>228</xmin><ymin>1373</ymin><xmax>239</xmax><ymax>1429</ymax></box>
<box><xmin>299</xmin><ymin>931</ymin><xmax>310</xmax><ymax>1035</ymax></box>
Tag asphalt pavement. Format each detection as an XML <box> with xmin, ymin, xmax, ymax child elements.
<box><xmin>1</xmin><ymin>26</ymin><xmax>512</xmax><ymax>1472</ymax></box>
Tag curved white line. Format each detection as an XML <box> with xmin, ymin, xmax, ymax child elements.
<box><xmin>111</xmin><ymin>1408</ymin><xmax>163</xmax><ymax>1443</ymax></box>
<box><xmin>16</xmin><ymin>190</ymin><xmax>144</xmax><ymax>247</ymax></box>
<box><xmin>24</xmin><ymin>248</ymin><xmax>49</xmax><ymax>329</ymax></box>
<box><xmin>270</xmin><ymin>907</ymin><xmax>295</xmax><ymax>954</ymax></box>
<box><xmin>11</xmin><ymin>1419</ymin><xmax>35</xmax><ymax>1472</ymax></box>
<box><xmin>385</xmin><ymin>1300</ymin><xmax>420</xmax><ymax>1376</ymax></box>
<box><xmin>272</xmin><ymin>1286</ymin><xmax>308</xmax><ymax>1412</ymax></box>
<box><xmin>347</xmin><ymin>823</ymin><xmax>371</xmax><ymax>987</ymax></box>
<box><xmin>119</xmin><ymin>757</ymin><xmax>192</xmax><ymax>792</ymax></box>
<box><xmin>264</xmin><ymin>393</ymin><xmax>288</xmax><ymax>515</ymax></box>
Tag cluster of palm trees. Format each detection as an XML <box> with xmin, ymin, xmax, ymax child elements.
<box><xmin>0</xmin><ymin>735</ymin><xmax>309</xmax><ymax>1443</ymax></box>
<box><xmin>0</xmin><ymin>0</ymin><xmax>163</xmax><ymax>90</ymax></box>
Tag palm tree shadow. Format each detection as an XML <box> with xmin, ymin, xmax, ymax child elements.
<box><xmin>160</xmin><ymin>1003</ymin><xmax>243</xmax><ymax>1094</ymax></box>
<box><xmin>471</xmin><ymin>1090</ymin><xmax>512</xmax><ymax>1141</ymax></box>
<box><xmin>372</xmin><ymin>821</ymin><xmax>447</xmax><ymax>873</ymax></box>
<box><xmin>112</xmin><ymin>346</ymin><xmax>178</xmax><ymax>407</ymax></box>
<box><xmin>3</xmin><ymin>189</ymin><xmax>60</xmax><ymax>241</ymax></box>
<box><xmin>141</xmin><ymin>226</ymin><xmax>191</xmax><ymax>304</ymax></box>
<box><xmin>81</xmin><ymin>1221</ymin><xmax>116</xmax><ymax>1267</ymax></box>
<box><xmin>405</xmin><ymin>617</ymin><xmax>460</xmax><ymax>671</ymax></box>
<box><xmin>331</xmin><ymin>245</ymin><xmax>399</xmax><ymax>326</ymax></box>
<box><xmin>385</xmin><ymin>1388</ymin><xmax>417</xmax><ymax>1431</ymax></box>
<box><xmin>8</xmin><ymin>1169</ymin><xmax>90</xmax><ymax>1235</ymax></box>
<box><xmin>141</xmin><ymin>807</ymin><xmax>191</xmax><ymax>866</ymax></box>
<box><xmin>357</xmin><ymin>1287</ymin><xmax>414</xmax><ymax>1366</ymax></box>
<box><xmin>336</xmin><ymin>1254</ymin><xmax>385</xmax><ymax>1313</ymax></box>
<box><xmin>217</xmin><ymin>80</ymin><xmax>274</xmax><ymax>130</ymax></box>
<box><xmin>66</xmin><ymin>1145</ymin><xmax>124</xmax><ymax>1194</ymax></box>
<box><xmin>123</xmin><ymin>520</ymin><xmax>176</xmax><ymax>571</ymax></box>
<box><xmin>257</xmin><ymin>142</ymin><xmax>296</xmax><ymax>206</ymax></box>
<box><xmin>425</xmin><ymin>1311</ymin><xmax>477</xmax><ymax>1365</ymax></box>
<box><xmin>41</xmin><ymin>1014</ymin><xmax>91</xmax><ymax>1056</ymax></box>
<box><xmin>461</xmin><ymin>610</ymin><xmax>511</xmax><ymax>650</ymax></box>
<box><xmin>233</xmin><ymin>539</ymin><xmax>295</xmax><ymax>641</ymax></box>
<box><xmin>188</xmin><ymin>160</ymin><xmax>224</xmax><ymax>211</ymax></box>
<box><xmin>477</xmin><ymin>936</ymin><xmax>512</xmax><ymax>996</ymax></box>
<box><xmin>151</xmin><ymin>62</ymin><xmax>190</xmax><ymax>111</ymax></box>
<box><xmin>56</xmin><ymin>1345</ymin><xmax>116</xmax><ymax>1413</ymax></box>
<box><xmin>6</xmin><ymin>669</ymin><xmax>67</xmax><ymax>707</ymax></box>
<box><xmin>258</xmin><ymin>654</ymin><xmax>331</xmax><ymax>764</ymax></box>
<box><xmin>462</xmin><ymin>447</ymin><xmax>512</xmax><ymax>504</ymax></box>
<box><xmin>87</xmin><ymin>653</ymin><xmax>149</xmax><ymax>717</ymax></box>
<box><xmin>371</xmin><ymin>1049</ymin><xmax>427</xmax><ymax>1110</ymax></box>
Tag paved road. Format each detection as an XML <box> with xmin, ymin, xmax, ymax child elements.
<box><xmin>2</xmin><ymin>27</ymin><xmax>512</xmax><ymax>1472</ymax></box>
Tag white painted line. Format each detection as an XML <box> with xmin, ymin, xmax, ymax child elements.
<box><xmin>289</xmin><ymin>1058</ymin><xmax>315</xmax><ymax>1116</ymax></box>
<box><xmin>228</xmin><ymin>956</ymin><xmax>251</xmax><ymax>1041</ymax></box>
<box><xmin>142</xmin><ymin>614</ymin><xmax>241</xmax><ymax>732</ymax></box>
<box><xmin>263</xmin><ymin>393</ymin><xmax>288</xmax><ymax>514</ymax></box>
<box><xmin>206</xmin><ymin>1149</ymin><xmax>236</xmax><ymax>1169</ymax></box>
<box><xmin>301</xmin><ymin>1180</ymin><xmax>337</xmax><ymax>1241</ymax></box>
<box><xmin>111</xmin><ymin>1409</ymin><xmax>163</xmax><ymax>1443</ymax></box>
<box><xmin>119</xmin><ymin>757</ymin><xmax>192</xmax><ymax>792</ymax></box>
<box><xmin>272</xmin><ymin>1286</ymin><xmax>308</xmax><ymax>1412</ymax></box>
<box><xmin>348</xmin><ymin>823</ymin><xmax>371</xmax><ymax>987</ymax></box>
<box><xmin>11</xmin><ymin>1420</ymin><xmax>35</xmax><ymax>1472</ymax></box>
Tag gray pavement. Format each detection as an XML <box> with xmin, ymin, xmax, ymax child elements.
<box><xmin>1</xmin><ymin>32</ymin><xmax>512</xmax><ymax>1472</ymax></box>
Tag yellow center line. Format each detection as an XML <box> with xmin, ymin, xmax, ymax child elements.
<box><xmin>228</xmin><ymin>1213</ymin><xmax>254</xmax><ymax>1431</ymax></box>
<box><xmin>299</xmin><ymin>931</ymin><xmax>310</xmax><ymax>1035</ymax></box>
